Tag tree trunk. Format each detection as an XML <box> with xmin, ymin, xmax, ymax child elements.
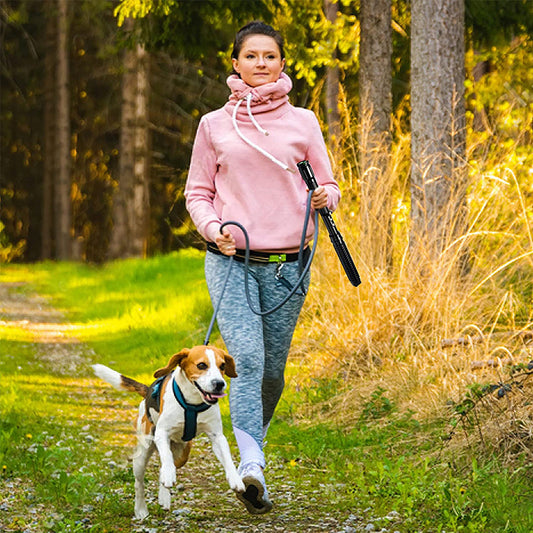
<box><xmin>324</xmin><ymin>0</ymin><xmax>341</xmax><ymax>155</ymax></box>
<box><xmin>42</xmin><ymin>2</ymin><xmax>55</xmax><ymax>260</ymax></box>
<box><xmin>359</xmin><ymin>0</ymin><xmax>393</xmax><ymax>270</ymax></box>
<box><xmin>54</xmin><ymin>0</ymin><xmax>72</xmax><ymax>260</ymax></box>
<box><xmin>410</xmin><ymin>0</ymin><xmax>468</xmax><ymax>266</ymax></box>
<box><xmin>109</xmin><ymin>20</ymin><xmax>151</xmax><ymax>259</ymax></box>
<box><xmin>109</xmin><ymin>34</ymin><xmax>135</xmax><ymax>259</ymax></box>
<box><xmin>132</xmin><ymin>43</ymin><xmax>151</xmax><ymax>257</ymax></box>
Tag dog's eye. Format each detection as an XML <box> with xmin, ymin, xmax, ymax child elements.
<box><xmin>197</xmin><ymin>362</ymin><xmax>208</xmax><ymax>370</ymax></box>
<box><xmin>220</xmin><ymin>363</ymin><xmax>226</xmax><ymax>371</ymax></box>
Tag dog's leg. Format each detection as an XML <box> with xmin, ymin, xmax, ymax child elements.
<box><xmin>157</xmin><ymin>440</ymin><xmax>189</xmax><ymax>510</ymax></box>
<box><xmin>133</xmin><ymin>433</ymin><xmax>155</xmax><ymax>520</ymax></box>
<box><xmin>207</xmin><ymin>430</ymin><xmax>245</xmax><ymax>492</ymax></box>
<box><xmin>171</xmin><ymin>439</ymin><xmax>192</xmax><ymax>469</ymax></box>
<box><xmin>158</xmin><ymin>483</ymin><xmax>171</xmax><ymax>510</ymax></box>
<box><xmin>154</xmin><ymin>427</ymin><xmax>176</xmax><ymax>489</ymax></box>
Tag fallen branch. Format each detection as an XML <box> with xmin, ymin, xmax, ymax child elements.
<box><xmin>441</xmin><ymin>335</ymin><xmax>484</xmax><ymax>348</ymax></box>
<box><xmin>441</xmin><ymin>330</ymin><xmax>532</xmax><ymax>349</ymax></box>
<box><xmin>471</xmin><ymin>358</ymin><xmax>514</xmax><ymax>370</ymax></box>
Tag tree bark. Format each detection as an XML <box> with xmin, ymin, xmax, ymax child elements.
<box><xmin>42</xmin><ymin>2</ymin><xmax>55</xmax><ymax>259</ymax></box>
<box><xmin>410</xmin><ymin>0</ymin><xmax>468</xmax><ymax>266</ymax></box>
<box><xmin>324</xmin><ymin>0</ymin><xmax>341</xmax><ymax>155</ymax></box>
<box><xmin>109</xmin><ymin>33</ymin><xmax>135</xmax><ymax>259</ymax></box>
<box><xmin>54</xmin><ymin>0</ymin><xmax>72</xmax><ymax>260</ymax></box>
<box><xmin>109</xmin><ymin>20</ymin><xmax>151</xmax><ymax>259</ymax></box>
<box><xmin>132</xmin><ymin>43</ymin><xmax>151</xmax><ymax>257</ymax></box>
<box><xmin>359</xmin><ymin>0</ymin><xmax>393</xmax><ymax>270</ymax></box>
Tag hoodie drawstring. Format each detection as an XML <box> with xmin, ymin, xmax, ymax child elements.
<box><xmin>232</xmin><ymin>94</ymin><xmax>294</xmax><ymax>173</ymax></box>
<box><xmin>246</xmin><ymin>93</ymin><xmax>269</xmax><ymax>136</ymax></box>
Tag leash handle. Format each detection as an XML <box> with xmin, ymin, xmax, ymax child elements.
<box><xmin>297</xmin><ymin>160</ymin><xmax>361</xmax><ymax>287</ymax></box>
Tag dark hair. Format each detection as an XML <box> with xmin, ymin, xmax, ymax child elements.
<box><xmin>231</xmin><ymin>21</ymin><xmax>285</xmax><ymax>62</ymax></box>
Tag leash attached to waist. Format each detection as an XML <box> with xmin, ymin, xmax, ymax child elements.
<box><xmin>206</xmin><ymin>242</ymin><xmax>302</xmax><ymax>264</ymax></box>
<box><xmin>203</xmin><ymin>190</ymin><xmax>318</xmax><ymax>345</ymax></box>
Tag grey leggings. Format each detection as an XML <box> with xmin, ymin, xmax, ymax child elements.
<box><xmin>205</xmin><ymin>251</ymin><xmax>310</xmax><ymax>450</ymax></box>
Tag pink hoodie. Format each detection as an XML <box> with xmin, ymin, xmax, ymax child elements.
<box><xmin>185</xmin><ymin>73</ymin><xmax>341</xmax><ymax>252</ymax></box>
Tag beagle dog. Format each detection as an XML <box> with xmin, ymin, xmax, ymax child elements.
<box><xmin>93</xmin><ymin>345</ymin><xmax>245</xmax><ymax>520</ymax></box>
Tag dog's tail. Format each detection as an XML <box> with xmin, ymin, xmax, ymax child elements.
<box><xmin>92</xmin><ymin>364</ymin><xmax>149</xmax><ymax>398</ymax></box>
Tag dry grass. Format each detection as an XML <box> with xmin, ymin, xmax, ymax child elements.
<box><xmin>293</xmin><ymin>98</ymin><xmax>533</xmax><ymax>465</ymax></box>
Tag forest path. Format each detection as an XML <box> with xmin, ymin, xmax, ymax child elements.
<box><xmin>0</xmin><ymin>282</ymin><xmax>381</xmax><ymax>533</ymax></box>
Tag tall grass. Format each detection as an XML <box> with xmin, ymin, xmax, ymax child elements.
<box><xmin>295</xmin><ymin>64</ymin><xmax>533</xmax><ymax>470</ymax></box>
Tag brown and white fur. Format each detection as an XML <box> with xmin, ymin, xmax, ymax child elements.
<box><xmin>92</xmin><ymin>346</ymin><xmax>245</xmax><ymax>520</ymax></box>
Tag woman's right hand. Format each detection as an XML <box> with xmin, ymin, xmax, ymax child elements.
<box><xmin>216</xmin><ymin>227</ymin><xmax>236</xmax><ymax>256</ymax></box>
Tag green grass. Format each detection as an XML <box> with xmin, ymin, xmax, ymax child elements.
<box><xmin>1</xmin><ymin>252</ymin><xmax>531</xmax><ymax>532</ymax></box>
<box><xmin>2</xmin><ymin>251</ymin><xmax>212</xmax><ymax>375</ymax></box>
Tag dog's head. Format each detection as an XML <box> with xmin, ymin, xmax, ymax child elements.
<box><xmin>153</xmin><ymin>346</ymin><xmax>237</xmax><ymax>405</ymax></box>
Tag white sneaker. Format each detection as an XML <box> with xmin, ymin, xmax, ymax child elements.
<box><xmin>236</xmin><ymin>462</ymin><xmax>273</xmax><ymax>514</ymax></box>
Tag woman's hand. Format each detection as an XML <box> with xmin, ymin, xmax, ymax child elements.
<box><xmin>310</xmin><ymin>186</ymin><xmax>328</xmax><ymax>210</ymax></box>
<box><xmin>216</xmin><ymin>228</ymin><xmax>236</xmax><ymax>256</ymax></box>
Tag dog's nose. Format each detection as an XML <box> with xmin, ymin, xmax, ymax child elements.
<box><xmin>212</xmin><ymin>380</ymin><xmax>225</xmax><ymax>393</ymax></box>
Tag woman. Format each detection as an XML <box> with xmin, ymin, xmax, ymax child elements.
<box><xmin>185</xmin><ymin>21</ymin><xmax>340</xmax><ymax>514</ymax></box>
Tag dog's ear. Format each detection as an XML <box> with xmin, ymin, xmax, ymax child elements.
<box><xmin>153</xmin><ymin>349</ymin><xmax>189</xmax><ymax>378</ymax></box>
<box><xmin>221</xmin><ymin>351</ymin><xmax>238</xmax><ymax>378</ymax></box>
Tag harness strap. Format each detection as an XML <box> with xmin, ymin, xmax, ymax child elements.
<box><xmin>146</xmin><ymin>375</ymin><xmax>167</xmax><ymax>423</ymax></box>
<box><xmin>148</xmin><ymin>376</ymin><xmax>211</xmax><ymax>441</ymax></box>
<box><xmin>172</xmin><ymin>379</ymin><xmax>211</xmax><ymax>441</ymax></box>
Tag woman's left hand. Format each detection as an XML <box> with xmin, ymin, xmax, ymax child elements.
<box><xmin>311</xmin><ymin>186</ymin><xmax>328</xmax><ymax>210</ymax></box>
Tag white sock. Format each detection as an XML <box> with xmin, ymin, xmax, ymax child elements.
<box><xmin>262</xmin><ymin>422</ymin><xmax>270</xmax><ymax>442</ymax></box>
<box><xmin>233</xmin><ymin>426</ymin><xmax>265</xmax><ymax>468</ymax></box>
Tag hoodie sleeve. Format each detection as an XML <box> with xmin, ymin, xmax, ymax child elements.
<box><xmin>304</xmin><ymin>111</ymin><xmax>341</xmax><ymax>212</ymax></box>
<box><xmin>184</xmin><ymin>116</ymin><xmax>222</xmax><ymax>243</ymax></box>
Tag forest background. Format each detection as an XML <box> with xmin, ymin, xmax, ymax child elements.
<box><xmin>1</xmin><ymin>0</ymin><xmax>531</xmax><ymax>266</ymax></box>
<box><xmin>1</xmin><ymin>0</ymin><xmax>533</xmax><ymax>531</ymax></box>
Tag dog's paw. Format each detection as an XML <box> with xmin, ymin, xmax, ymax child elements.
<box><xmin>159</xmin><ymin>466</ymin><xmax>176</xmax><ymax>488</ymax></box>
<box><xmin>228</xmin><ymin>473</ymin><xmax>245</xmax><ymax>493</ymax></box>
<box><xmin>158</xmin><ymin>484</ymin><xmax>171</xmax><ymax>510</ymax></box>
<box><xmin>134</xmin><ymin>505</ymin><xmax>149</xmax><ymax>521</ymax></box>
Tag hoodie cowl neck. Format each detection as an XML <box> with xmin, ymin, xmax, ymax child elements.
<box><xmin>225</xmin><ymin>72</ymin><xmax>292</xmax><ymax>118</ymax></box>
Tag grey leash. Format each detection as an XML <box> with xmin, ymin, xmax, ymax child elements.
<box><xmin>203</xmin><ymin>190</ymin><xmax>318</xmax><ymax>346</ymax></box>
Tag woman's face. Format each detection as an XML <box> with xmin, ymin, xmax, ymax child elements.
<box><xmin>232</xmin><ymin>34</ymin><xmax>285</xmax><ymax>87</ymax></box>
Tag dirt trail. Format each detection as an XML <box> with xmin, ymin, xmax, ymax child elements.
<box><xmin>0</xmin><ymin>282</ymin><xmax>89</xmax><ymax>374</ymax></box>
<box><xmin>0</xmin><ymin>283</ymin><xmax>380</xmax><ymax>533</ymax></box>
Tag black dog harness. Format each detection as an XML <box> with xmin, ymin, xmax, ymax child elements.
<box><xmin>147</xmin><ymin>376</ymin><xmax>212</xmax><ymax>442</ymax></box>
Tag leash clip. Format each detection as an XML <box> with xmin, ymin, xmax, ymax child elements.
<box><xmin>275</xmin><ymin>261</ymin><xmax>303</xmax><ymax>294</ymax></box>
<box><xmin>275</xmin><ymin>261</ymin><xmax>285</xmax><ymax>280</ymax></box>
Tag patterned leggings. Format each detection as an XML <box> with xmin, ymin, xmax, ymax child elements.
<box><xmin>205</xmin><ymin>251</ymin><xmax>310</xmax><ymax>462</ymax></box>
